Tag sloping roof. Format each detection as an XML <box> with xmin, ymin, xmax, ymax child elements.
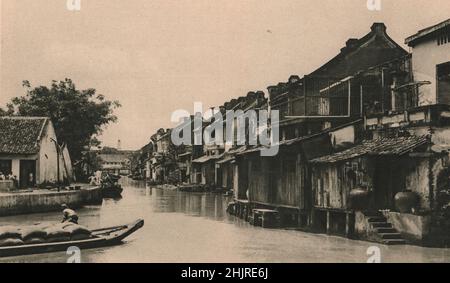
<box><xmin>192</xmin><ymin>154</ymin><xmax>223</xmax><ymax>164</ymax></box>
<box><xmin>227</xmin><ymin>146</ymin><xmax>248</xmax><ymax>155</ymax></box>
<box><xmin>178</xmin><ymin>151</ymin><xmax>192</xmax><ymax>158</ymax></box>
<box><xmin>308</xmin><ymin>23</ymin><xmax>408</xmax><ymax>79</ymax></box>
<box><xmin>0</xmin><ymin>117</ymin><xmax>49</xmax><ymax>154</ymax></box>
<box><xmin>310</xmin><ymin>136</ymin><xmax>429</xmax><ymax>164</ymax></box>
<box><xmin>216</xmin><ymin>146</ymin><xmax>247</xmax><ymax>164</ymax></box>
<box><xmin>237</xmin><ymin>120</ymin><xmax>362</xmax><ymax>156</ymax></box>
<box><xmin>406</xmin><ymin>19</ymin><xmax>450</xmax><ymax>47</ymax></box>
<box><xmin>216</xmin><ymin>156</ymin><xmax>235</xmax><ymax>165</ymax></box>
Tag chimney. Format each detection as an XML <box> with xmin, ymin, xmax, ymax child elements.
<box><xmin>346</xmin><ymin>38</ymin><xmax>359</xmax><ymax>49</ymax></box>
<box><xmin>117</xmin><ymin>139</ymin><xmax>122</xmax><ymax>150</ymax></box>
<box><xmin>371</xmin><ymin>23</ymin><xmax>387</xmax><ymax>34</ymax></box>
<box><xmin>288</xmin><ymin>75</ymin><xmax>301</xmax><ymax>84</ymax></box>
<box><xmin>267</xmin><ymin>86</ymin><xmax>278</xmax><ymax>100</ymax></box>
<box><xmin>255</xmin><ymin>91</ymin><xmax>265</xmax><ymax>105</ymax></box>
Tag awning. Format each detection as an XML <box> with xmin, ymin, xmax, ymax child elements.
<box><xmin>192</xmin><ymin>154</ymin><xmax>223</xmax><ymax>164</ymax></box>
<box><xmin>393</xmin><ymin>81</ymin><xmax>431</xmax><ymax>91</ymax></box>
<box><xmin>178</xmin><ymin>152</ymin><xmax>192</xmax><ymax>158</ymax></box>
<box><xmin>216</xmin><ymin>156</ymin><xmax>235</xmax><ymax>165</ymax></box>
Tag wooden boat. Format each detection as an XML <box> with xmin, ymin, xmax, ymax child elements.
<box><xmin>0</xmin><ymin>219</ymin><xmax>144</xmax><ymax>258</ymax></box>
<box><xmin>101</xmin><ymin>184</ymin><xmax>124</xmax><ymax>198</ymax></box>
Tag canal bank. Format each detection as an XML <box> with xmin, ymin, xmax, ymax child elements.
<box><xmin>0</xmin><ymin>185</ymin><xmax>102</xmax><ymax>216</ymax></box>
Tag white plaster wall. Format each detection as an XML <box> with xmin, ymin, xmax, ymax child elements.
<box><xmin>11</xmin><ymin>159</ymin><xmax>20</xmax><ymax>179</ymax></box>
<box><xmin>408</xmin><ymin>126</ymin><xmax>450</xmax><ymax>149</ymax></box>
<box><xmin>412</xmin><ymin>39</ymin><xmax>450</xmax><ymax>105</ymax></box>
<box><xmin>405</xmin><ymin>158</ymin><xmax>431</xmax><ymax>210</ymax></box>
<box><xmin>330</xmin><ymin>125</ymin><xmax>355</xmax><ymax>148</ymax></box>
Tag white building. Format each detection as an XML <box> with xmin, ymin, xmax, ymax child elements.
<box><xmin>406</xmin><ymin>19</ymin><xmax>450</xmax><ymax>105</ymax></box>
<box><xmin>98</xmin><ymin>153</ymin><xmax>131</xmax><ymax>175</ymax></box>
<box><xmin>0</xmin><ymin>117</ymin><xmax>73</xmax><ymax>189</ymax></box>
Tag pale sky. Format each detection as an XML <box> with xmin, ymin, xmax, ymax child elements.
<box><xmin>1</xmin><ymin>0</ymin><xmax>449</xmax><ymax>149</ymax></box>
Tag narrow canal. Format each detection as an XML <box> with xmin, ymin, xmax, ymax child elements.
<box><xmin>1</xmin><ymin>178</ymin><xmax>449</xmax><ymax>263</ymax></box>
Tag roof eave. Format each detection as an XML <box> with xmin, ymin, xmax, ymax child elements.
<box><xmin>405</xmin><ymin>19</ymin><xmax>450</xmax><ymax>46</ymax></box>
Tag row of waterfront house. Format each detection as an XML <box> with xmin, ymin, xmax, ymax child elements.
<box><xmin>134</xmin><ymin>20</ymin><xmax>450</xmax><ymax>246</ymax></box>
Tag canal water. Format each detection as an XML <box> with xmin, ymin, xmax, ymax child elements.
<box><xmin>1</xmin><ymin>178</ymin><xmax>449</xmax><ymax>263</ymax></box>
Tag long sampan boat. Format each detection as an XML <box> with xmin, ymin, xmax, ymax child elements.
<box><xmin>0</xmin><ymin>219</ymin><xmax>144</xmax><ymax>258</ymax></box>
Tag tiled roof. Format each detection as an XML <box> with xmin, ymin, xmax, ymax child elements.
<box><xmin>308</xmin><ymin>23</ymin><xmax>407</xmax><ymax>79</ymax></box>
<box><xmin>0</xmin><ymin>117</ymin><xmax>49</xmax><ymax>154</ymax></box>
<box><xmin>310</xmin><ymin>135</ymin><xmax>429</xmax><ymax>164</ymax></box>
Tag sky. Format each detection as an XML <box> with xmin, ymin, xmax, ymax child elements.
<box><xmin>1</xmin><ymin>0</ymin><xmax>449</xmax><ymax>150</ymax></box>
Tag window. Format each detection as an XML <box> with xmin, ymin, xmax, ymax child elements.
<box><xmin>437</xmin><ymin>62</ymin><xmax>450</xmax><ymax>104</ymax></box>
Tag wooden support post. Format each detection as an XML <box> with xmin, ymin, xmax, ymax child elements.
<box><xmin>297</xmin><ymin>211</ymin><xmax>303</xmax><ymax>227</ymax></box>
<box><xmin>360</xmin><ymin>85</ymin><xmax>363</xmax><ymax>117</ymax></box>
<box><xmin>348</xmin><ymin>79</ymin><xmax>352</xmax><ymax>117</ymax></box>
<box><xmin>326</xmin><ymin>211</ymin><xmax>331</xmax><ymax>234</ymax></box>
<box><xmin>345</xmin><ymin>213</ymin><xmax>351</xmax><ymax>237</ymax></box>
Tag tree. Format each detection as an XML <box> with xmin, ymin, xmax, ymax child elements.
<box><xmin>2</xmin><ymin>79</ymin><xmax>121</xmax><ymax>163</ymax></box>
<box><xmin>0</xmin><ymin>103</ymin><xmax>14</xmax><ymax>116</ymax></box>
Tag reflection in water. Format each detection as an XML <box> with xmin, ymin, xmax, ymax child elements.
<box><xmin>151</xmin><ymin>189</ymin><xmax>227</xmax><ymax>220</ymax></box>
<box><xmin>0</xmin><ymin>178</ymin><xmax>449</xmax><ymax>263</ymax></box>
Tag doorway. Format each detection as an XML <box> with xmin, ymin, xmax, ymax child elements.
<box><xmin>373</xmin><ymin>158</ymin><xmax>405</xmax><ymax>210</ymax></box>
<box><xmin>0</xmin><ymin>160</ymin><xmax>12</xmax><ymax>175</ymax></box>
<box><xmin>19</xmin><ymin>160</ymin><xmax>36</xmax><ymax>188</ymax></box>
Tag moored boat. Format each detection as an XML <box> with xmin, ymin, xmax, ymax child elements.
<box><xmin>0</xmin><ymin>219</ymin><xmax>144</xmax><ymax>258</ymax></box>
<box><xmin>100</xmin><ymin>173</ymin><xmax>124</xmax><ymax>198</ymax></box>
<box><xmin>101</xmin><ymin>183</ymin><xmax>124</xmax><ymax>198</ymax></box>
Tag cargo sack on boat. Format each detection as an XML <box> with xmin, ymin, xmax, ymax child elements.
<box><xmin>63</xmin><ymin>224</ymin><xmax>92</xmax><ymax>240</ymax></box>
<box><xmin>45</xmin><ymin>224</ymin><xmax>71</xmax><ymax>243</ymax></box>
<box><xmin>0</xmin><ymin>226</ymin><xmax>21</xmax><ymax>240</ymax></box>
<box><xmin>64</xmin><ymin>224</ymin><xmax>91</xmax><ymax>234</ymax></box>
<box><xmin>20</xmin><ymin>225</ymin><xmax>48</xmax><ymax>241</ymax></box>
<box><xmin>0</xmin><ymin>238</ymin><xmax>24</xmax><ymax>247</ymax></box>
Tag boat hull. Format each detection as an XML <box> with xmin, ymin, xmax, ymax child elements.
<box><xmin>0</xmin><ymin>219</ymin><xmax>144</xmax><ymax>258</ymax></box>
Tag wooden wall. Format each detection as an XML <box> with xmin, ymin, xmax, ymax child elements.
<box><xmin>248</xmin><ymin>157</ymin><xmax>272</xmax><ymax>204</ymax></box>
<box><xmin>312</xmin><ymin>158</ymin><xmax>373</xmax><ymax>210</ymax></box>
<box><xmin>274</xmin><ymin>153</ymin><xmax>308</xmax><ymax>209</ymax></box>
<box><xmin>247</xmin><ymin>152</ymin><xmax>308</xmax><ymax>209</ymax></box>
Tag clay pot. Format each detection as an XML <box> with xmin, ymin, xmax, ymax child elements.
<box><xmin>394</xmin><ymin>191</ymin><xmax>419</xmax><ymax>213</ymax></box>
<box><xmin>349</xmin><ymin>188</ymin><xmax>370</xmax><ymax>210</ymax></box>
